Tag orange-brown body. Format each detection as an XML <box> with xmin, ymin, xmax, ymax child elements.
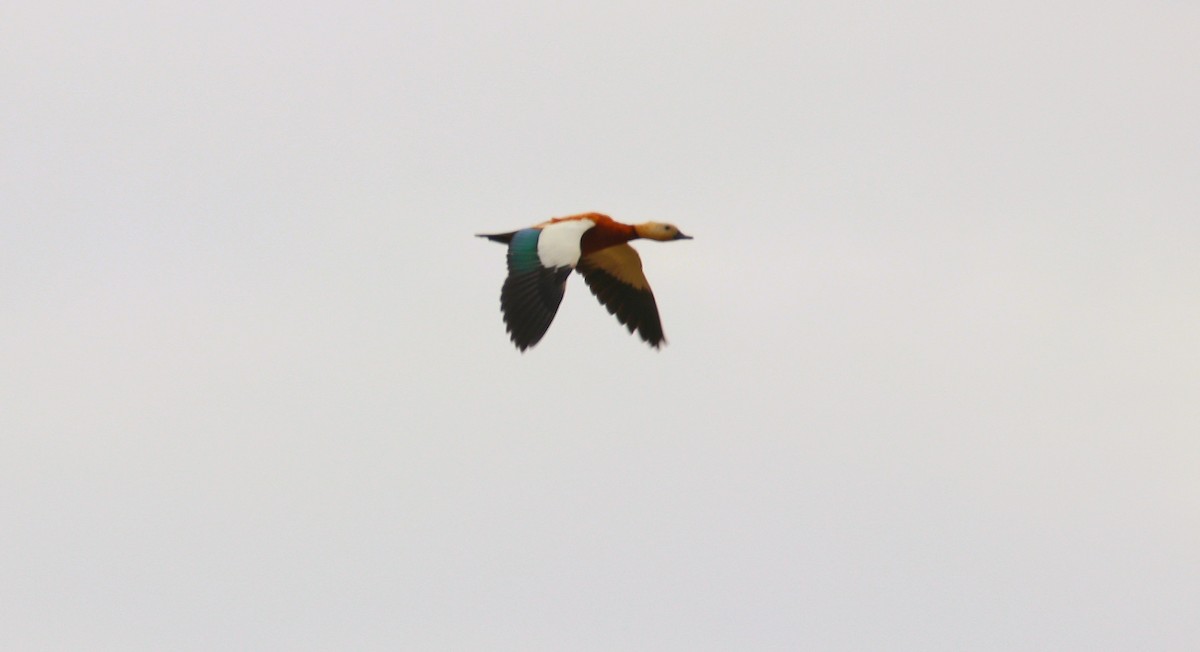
<box><xmin>544</xmin><ymin>213</ymin><xmax>638</xmax><ymax>256</ymax></box>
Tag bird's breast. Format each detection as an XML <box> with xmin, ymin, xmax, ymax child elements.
<box><xmin>580</xmin><ymin>223</ymin><xmax>636</xmax><ymax>255</ymax></box>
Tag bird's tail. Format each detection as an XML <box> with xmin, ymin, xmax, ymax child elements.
<box><xmin>476</xmin><ymin>232</ymin><xmax>516</xmax><ymax>244</ymax></box>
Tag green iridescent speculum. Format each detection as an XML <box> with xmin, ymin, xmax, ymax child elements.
<box><xmin>507</xmin><ymin>229</ymin><xmax>543</xmax><ymax>273</ymax></box>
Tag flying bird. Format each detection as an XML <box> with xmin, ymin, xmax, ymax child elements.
<box><xmin>477</xmin><ymin>212</ymin><xmax>692</xmax><ymax>351</ymax></box>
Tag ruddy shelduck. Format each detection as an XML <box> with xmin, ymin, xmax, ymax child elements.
<box><xmin>477</xmin><ymin>212</ymin><xmax>692</xmax><ymax>351</ymax></box>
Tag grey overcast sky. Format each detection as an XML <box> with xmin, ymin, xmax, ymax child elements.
<box><xmin>3</xmin><ymin>1</ymin><xmax>1198</xmax><ymax>649</ymax></box>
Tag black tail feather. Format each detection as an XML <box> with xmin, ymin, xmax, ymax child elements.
<box><xmin>477</xmin><ymin>232</ymin><xmax>516</xmax><ymax>244</ymax></box>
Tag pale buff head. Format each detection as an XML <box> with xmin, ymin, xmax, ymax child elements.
<box><xmin>633</xmin><ymin>222</ymin><xmax>693</xmax><ymax>242</ymax></box>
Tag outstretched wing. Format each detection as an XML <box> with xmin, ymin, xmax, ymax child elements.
<box><xmin>498</xmin><ymin>220</ymin><xmax>595</xmax><ymax>351</ymax></box>
<box><xmin>576</xmin><ymin>244</ymin><xmax>666</xmax><ymax>348</ymax></box>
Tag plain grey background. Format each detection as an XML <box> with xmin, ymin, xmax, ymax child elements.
<box><xmin>4</xmin><ymin>1</ymin><xmax>1197</xmax><ymax>649</ymax></box>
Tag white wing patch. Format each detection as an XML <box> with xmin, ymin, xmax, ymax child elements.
<box><xmin>537</xmin><ymin>219</ymin><xmax>595</xmax><ymax>268</ymax></box>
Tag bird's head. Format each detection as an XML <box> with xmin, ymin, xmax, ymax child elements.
<box><xmin>634</xmin><ymin>222</ymin><xmax>693</xmax><ymax>242</ymax></box>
